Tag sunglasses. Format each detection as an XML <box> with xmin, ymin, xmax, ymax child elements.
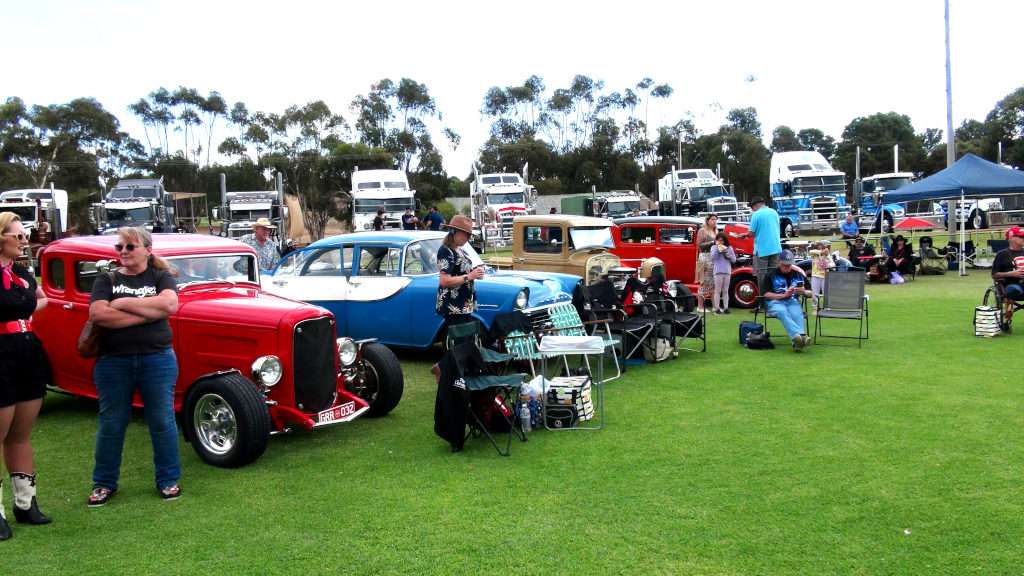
<box><xmin>113</xmin><ymin>243</ymin><xmax>143</xmax><ymax>252</ymax></box>
<box><xmin>3</xmin><ymin>233</ymin><xmax>28</xmax><ymax>242</ymax></box>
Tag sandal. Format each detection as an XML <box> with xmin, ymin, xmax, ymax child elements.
<box><xmin>87</xmin><ymin>486</ymin><xmax>116</xmax><ymax>508</ymax></box>
<box><xmin>159</xmin><ymin>484</ymin><xmax>182</xmax><ymax>501</ymax></box>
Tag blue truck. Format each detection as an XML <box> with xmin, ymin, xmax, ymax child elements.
<box><xmin>769</xmin><ymin>151</ymin><xmax>848</xmax><ymax>238</ymax></box>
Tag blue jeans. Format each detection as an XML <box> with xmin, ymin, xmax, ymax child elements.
<box><xmin>767</xmin><ymin>298</ymin><xmax>805</xmax><ymax>340</ymax></box>
<box><xmin>93</xmin><ymin>348</ymin><xmax>180</xmax><ymax>491</ymax></box>
<box><xmin>1005</xmin><ymin>284</ymin><xmax>1024</xmax><ymax>300</ymax></box>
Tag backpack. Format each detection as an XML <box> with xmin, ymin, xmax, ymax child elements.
<box><xmin>739</xmin><ymin>321</ymin><xmax>764</xmax><ymax>345</ymax></box>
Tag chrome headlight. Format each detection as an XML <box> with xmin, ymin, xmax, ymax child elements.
<box><xmin>251</xmin><ymin>355</ymin><xmax>283</xmax><ymax>387</ymax></box>
<box><xmin>515</xmin><ymin>288</ymin><xmax>529</xmax><ymax>309</ymax></box>
<box><xmin>336</xmin><ymin>337</ymin><xmax>358</xmax><ymax>367</ymax></box>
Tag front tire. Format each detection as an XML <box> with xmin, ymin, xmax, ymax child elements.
<box><xmin>781</xmin><ymin>220</ymin><xmax>796</xmax><ymax>238</ymax></box>
<box><xmin>184</xmin><ymin>373</ymin><xmax>270</xmax><ymax>468</ymax></box>
<box><xmin>730</xmin><ymin>273</ymin><xmax>759</xmax><ymax>309</ymax></box>
<box><xmin>349</xmin><ymin>343</ymin><xmax>404</xmax><ymax>417</ymax></box>
<box><xmin>969</xmin><ymin>209</ymin><xmax>987</xmax><ymax>230</ymax></box>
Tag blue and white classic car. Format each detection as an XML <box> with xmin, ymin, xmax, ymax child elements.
<box><xmin>263</xmin><ymin>231</ymin><xmax>581</xmax><ymax>349</ymax></box>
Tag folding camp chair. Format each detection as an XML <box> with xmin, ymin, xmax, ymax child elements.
<box><xmin>580</xmin><ymin>280</ymin><xmax>658</xmax><ymax>362</ymax></box>
<box><xmin>982</xmin><ymin>281</ymin><xmax>1024</xmax><ymax>333</ymax></box>
<box><xmin>813</xmin><ymin>271</ymin><xmax>870</xmax><ymax>346</ymax></box>
<box><xmin>544</xmin><ymin>302</ymin><xmax>621</xmax><ymax>381</ymax></box>
<box><xmin>446</xmin><ymin>322</ymin><xmax>526</xmax><ymax>456</ymax></box>
<box><xmin>754</xmin><ymin>293</ymin><xmax>809</xmax><ymax>340</ymax></box>
<box><xmin>645</xmin><ymin>281</ymin><xmax>706</xmax><ymax>353</ymax></box>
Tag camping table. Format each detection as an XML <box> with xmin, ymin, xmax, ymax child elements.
<box><xmin>537</xmin><ymin>335</ymin><xmax>606</xmax><ymax>431</ymax></box>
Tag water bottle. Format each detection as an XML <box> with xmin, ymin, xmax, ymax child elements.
<box><xmin>520</xmin><ymin>401</ymin><xmax>531</xmax><ymax>433</ymax></box>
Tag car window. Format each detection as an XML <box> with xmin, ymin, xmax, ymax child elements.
<box><xmin>75</xmin><ymin>260</ymin><xmax>104</xmax><ymax>293</ymax></box>
<box><xmin>299</xmin><ymin>247</ymin><xmax>353</xmax><ymax>277</ymax></box>
<box><xmin>358</xmin><ymin>246</ymin><xmax>401</xmax><ymax>277</ymax></box>
<box><xmin>47</xmin><ymin>258</ymin><xmax>65</xmax><ymax>290</ymax></box>
<box><xmin>620</xmin><ymin>227</ymin><xmax>656</xmax><ymax>244</ymax></box>
<box><xmin>404</xmin><ymin>240</ymin><xmax>440</xmax><ymax>275</ymax></box>
<box><xmin>659</xmin><ymin>227</ymin><xmax>695</xmax><ymax>244</ymax></box>
<box><xmin>523</xmin><ymin>226</ymin><xmax>563</xmax><ymax>254</ymax></box>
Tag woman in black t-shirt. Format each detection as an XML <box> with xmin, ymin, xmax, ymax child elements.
<box><xmin>0</xmin><ymin>212</ymin><xmax>53</xmax><ymax>540</ymax></box>
<box><xmin>87</xmin><ymin>227</ymin><xmax>181</xmax><ymax>507</ymax></box>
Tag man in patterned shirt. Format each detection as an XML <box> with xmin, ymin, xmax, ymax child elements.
<box><xmin>240</xmin><ymin>218</ymin><xmax>281</xmax><ymax>273</ymax></box>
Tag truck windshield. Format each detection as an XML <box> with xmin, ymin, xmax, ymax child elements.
<box><xmin>109</xmin><ymin>187</ymin><xmax>158</xmax><ymax>199</ymax></box>
<box><xmin>168</xmin><ymin>255</ymin><xmax>258</xmax><ymax>285</ymax></box>
<box><xmin>792</xmin><ymin>176</ymin><xmax>845</xmax><ymax>194</ymax></box>
<box><xmin>229</xmin><ymin>209</ymin><xmax>271</xmax><ymax>221</ymax></box>
<box><xmin>688</xmin><ymin>186</ymin><xmax>726</xmax><ymax>201</ymax></box>
<box><xmin>105</xmin><ymin>207</ymin><xmax>153</xmax><ymax>225</ymax></box>
<box><xmin>3</xmin><ymin>206</ymin><xmax>36</xmax><ymax>222</ymax></box>
<box><xmin>402</xmin><ymin>238</ymin><xmax>484</xmax><ymax>275</ymax></box>
<box><xmin>863</xmin><ymin>177</ymin><xmax>912</xmax><ymax>193</ymax></box>
<box><xmin>354</xmin><ymin>198</ymin><xmax>415</xmax><ymax>213</ymax></box>
<box><xmin>487</xmin><ymin>192</ymin><xmax>524</xmax><ymax>204</ymax></box>
<box><xmin>606</xmin><ymin>200</ymin><xmax>640</xmax><ymax>216</ymax></box>
<box><xmin>569</xmin><ymin>226</ymin><xmax>615</xmax><ymax>250</ymax></box>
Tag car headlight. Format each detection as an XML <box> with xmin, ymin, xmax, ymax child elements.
<box><xmin>251</xmin><ymin>355</ymin><xmax>283</xmax><ymax>387</ymax></box>
<box><xmin>515</xmin><ymin>288</ymin><xmax>529</xmax><ymax>309</ymax></box>
<box><xmin>336</xmin><ymin>337</ymin><xmax>358</xmax><ymax>367</ymax></box>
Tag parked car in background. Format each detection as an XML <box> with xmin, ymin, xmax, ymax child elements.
<box><xmin>34</xmin><ymin>234</ymin><xmax>404</xmax><ymax>468</ymax></box>
<box><xmin>486</xmin><ymin>215</ymin><xmax>623</xmax><ymax>285</ymax></box>
<box><xmin>611</xmin><ymin>216</ymin><xmax>761</xmax><ymax>308</ymax></box>
<box><xmin>263</xmin><ymin>231</ymin><xmax>581</xmax><ymax>349</ymax></box>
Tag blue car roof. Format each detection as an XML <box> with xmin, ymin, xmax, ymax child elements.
<box><xmin>308</xmin><ymin>230</ymin><xmax>446</xmax><ymax>248</ymax></box>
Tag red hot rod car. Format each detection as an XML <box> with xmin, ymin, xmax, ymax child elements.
<box><xmin>33</xmin><ymin>234</ymin><xmax>403</xmax><ymax>467</ymax></box>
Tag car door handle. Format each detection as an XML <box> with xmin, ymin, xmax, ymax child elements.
<box><xmin>515</xmin><ymin>258</ymin><xmax>525</xmax><ymax>263</ymax></box>
<box><xmin>63</xmin><ymin>303</ymin><xmax>73</xmax><ymax>310</ymax></box>
<box><xmin>272</xmin><ymin>279</ymin><xmax>288</xmax><ymax>287</ymax></box>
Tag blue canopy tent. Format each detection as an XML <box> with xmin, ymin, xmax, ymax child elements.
<box><xmin>883</xmin><ymin>153</ymin><xmax>1024</xmax><ymax>274</ymax></box>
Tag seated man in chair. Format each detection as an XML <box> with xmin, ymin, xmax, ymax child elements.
<box><xmin>991</xmin><ymin>226</ymin><xmax>1024</xmax><ymax>331</ymax></box>
<box><xmin>762</xmin><ymin>250</ymin><xmax>813</xmax><ymax>352</ymax></box>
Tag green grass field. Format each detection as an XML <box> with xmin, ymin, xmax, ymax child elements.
<box><xmin>4</xmin><ymin>272</ymin><xmax>1021</xmax><ymax>575</ymax></box>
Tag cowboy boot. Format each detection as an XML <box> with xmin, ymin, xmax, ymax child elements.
<box><xmin>0</xmin><ymin>479</ymin><xmax>11</xmax><ymax>540</ymax></box>
<box><xmin>10</xmin><ymin>473</ymin><xmax>51</xmax><ymax>525</ymax></box>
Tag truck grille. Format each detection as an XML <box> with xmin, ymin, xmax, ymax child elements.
<box><xmin>292</xmin><ymin>317</ymin><xmax>336</xmax><ymax>413</ymax></box>
<box><xmin>811</xmin><ymin>197</ymin><xmax>838</xmax><ymax>221</ymax></box>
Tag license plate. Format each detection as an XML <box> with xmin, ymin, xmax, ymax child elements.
<box><xmin>317</xmin><ymin>401</ymin><xmax>356</xmax><ymax>424</ymax></box>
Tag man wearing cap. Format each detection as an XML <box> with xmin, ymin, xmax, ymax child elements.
<box><xmin>240</xmin><ymin>218</ymin><xmax>281</xmax><ymax>273</ymax></box>
<box><xmin>991</xmin><ymin>226</ymin><xmax>1024</xmax><ymax>330</ymax></box>
<box><xmin>762</xmin><ymin>250</ymin><xmax>812</xmax><ymax>351</ymax></box>
<box><xmin>740</xmin><ymin>197</ymin><xmax>782</xmax><ymax>293</ymax></box>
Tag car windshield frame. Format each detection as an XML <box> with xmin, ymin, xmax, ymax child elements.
<box><xmin>166</xmin><ymin>253</ymin><xmax>259</xmax><ymax>287</ymax></box>
<box><xmin>569</xmin><ymin>226</ymin><xmax>615</xmax><ymax>250</ymax></box>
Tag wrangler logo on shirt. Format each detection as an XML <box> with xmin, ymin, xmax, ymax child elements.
<box><xmin>112</xmin><ymin>284</ymin><xmax>157</xmax><ymax>297</ymax></box>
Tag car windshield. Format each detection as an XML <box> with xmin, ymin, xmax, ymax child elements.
<box><xmin>569</xmin><ymin>226</ymin><xmax>615</xmax><ymax>250</ymax></box>
<box><xmin>167</xmin><ymin>254</ymin><xmax>258</xmax><ymax>285</ymax></box>
<box><xmin>403</xmin><ymin>239</ymin><xmax>483</xmax><ymax>275</ymax></box>
<box><xmin>353</xmin><ymin>198</ymin><xmax>415</xmax><ymax>213</ymax></box>
<box><xmin>109</xmin><ymin>187</ymin><xmax>158</xmax><ymax>199</ymax></box>
<box><xmin>105</xmin><ymin>206</ymin><xmax>153</xmax><ymax>224</ymax></box>
<box><xmin>487</xmin><ymin>192</ymin><xmax>524</xmax><ymax>204</ymax></box>
<box><xmin>3</xmin><ymin>206</ymin><xmax>36</xmax><ymax>222</ymax></box>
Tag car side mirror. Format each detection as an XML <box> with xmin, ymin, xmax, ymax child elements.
<box><xmin>95</xmin><ymin>259</ymin><xmax>115</xmax><ymax>273</ymax></box>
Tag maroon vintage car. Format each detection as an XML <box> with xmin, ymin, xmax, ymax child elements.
<box><xmin>33</xmin><ymin>234</ymin><xmax>403</xmax><ymax>468</ymax></box>
<box><xmin>611</xmin><ymin>216</ymin><xmax>760</xmax><ymax>308</ymax></box>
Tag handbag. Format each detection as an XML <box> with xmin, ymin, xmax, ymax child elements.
<box><xmin>77</xmin><ymin>320</ymin><xmax>101</xmax><ymax>358</ymax></box>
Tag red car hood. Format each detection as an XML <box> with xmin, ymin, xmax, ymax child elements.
<box><xmin>176</xmin><ymin>284</ymin><xmax>327</xmax><ymax>329</ymax></box>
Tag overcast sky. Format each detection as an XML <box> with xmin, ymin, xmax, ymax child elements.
<box><xmin>4</xmin><ymin>0</ymin><xmax>1021</xmax><ymax>177</ymax></box>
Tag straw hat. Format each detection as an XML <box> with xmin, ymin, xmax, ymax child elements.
<box><xmin>253</xmin><ymin>217</ymin><xmax>276</xmax><ymax>230</ymax></box>
<box><xmin>443</xmin><ymin>214</ymin><xmax>474</xmax><ymax>235</ymax></box>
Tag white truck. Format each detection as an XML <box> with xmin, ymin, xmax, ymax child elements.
<box><xmin>470</xmin><ymin>164</ymin><xmax>538</xmax><ymax>247</ymax></box>
<box><xmin>657</xmin><ymin>167</ymin><xmax>749</xmax><ymax>220</ymax></box>
<box><xmin>92</xmin><ymin>177</ymin><xmax>175</xmax><ymax>235</ymax></box>
<box><xmin>346</xmin><ymin>169</ymin><xmax>416</xmax><ymax>231</ymax></box>
<box><xmin>1</xmin><ymin>188</ymin><xmax>69</xmax><ymax>235</ymax></box>
<box><xmin>212</xmin><ymin>174</ymin><xmax>308</xmax><ymax>250</ymax></box>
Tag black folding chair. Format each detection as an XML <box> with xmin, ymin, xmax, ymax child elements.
<box><xmin>754</xmin><ymin>293</ymin><xmax>809</xmax><ymax>340</ymax></box>
<box><xmin>580</xmin><ymin>280</ymin><xmax>657</xmax><ymax>361</ymax></box>
<box><xmin>814</xmin><ymin>271</ymin><xmax>870</xmax><ymax>346</ymax></box>
<box><xmin>645</xmin><ymin>278</ymin><xmax>706</xmax><ymax>353</ymax></box>
<box><xmin>983</xmin><ymin>281</ymin><xmax>1024</xmax><ymax>333</ymax></box>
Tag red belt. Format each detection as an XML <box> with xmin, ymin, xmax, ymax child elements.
<box><xmin>0</xmin><ymin>319</ymin><xmax>31</xmax><ymax>334</ymax></box>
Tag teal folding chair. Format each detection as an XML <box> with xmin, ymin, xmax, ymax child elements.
<box><xmin>545</xmin><ymin>303</ymin><xmax>621</xmax><ymax>381</ymax></box>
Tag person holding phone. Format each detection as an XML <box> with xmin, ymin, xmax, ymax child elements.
<box><xmin>435</xmin><ymin>215</ymin><xmax>483</xmax><ymax>327</ymax></box>
<box><xmin>761</xmin><ymin>250</ymin><xmax>812</xmax><ymax>351</ymax></box>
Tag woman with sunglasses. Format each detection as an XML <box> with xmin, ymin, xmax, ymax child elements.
<box><xmin>0</xmin><ymin>213</ymin><xmax>53</xmax><ymax>540</ymax></box>
<box><xmin>87</xmin><ymin>227</ymin><xmax>180</xmax><ymax>507</ymax></box>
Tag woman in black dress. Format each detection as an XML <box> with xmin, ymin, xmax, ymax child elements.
<box><xmin>0</xmin><ymin>212</ymin><xmax>52</xmax><ymax>541</ymax></box>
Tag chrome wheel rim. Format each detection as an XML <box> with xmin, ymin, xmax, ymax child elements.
<box><xmin>351</xmin><ymin>361</ymin><xmax>381</xmax><ymax>406</ymax></box>
<box><xmin>194</xmin><ymin>394</ymin><xmax>237</xmax><ymax>456</ymax></box>
<box><xmin>735</xmin><ymin>280</ymin><xmax>758</xmax><ymax>307</ymax></box>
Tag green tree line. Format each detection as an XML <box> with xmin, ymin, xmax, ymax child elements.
<box><xmin>2</xmin><ymin>78</ymin><xmax>1024</xmax><ymax>236</ymax></box>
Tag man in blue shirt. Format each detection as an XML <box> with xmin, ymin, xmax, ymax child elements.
<box><xmin>761</xmin><ymin>250</ymin><xmax>812</xmax><ymax>351</ymax></box>
<box><xmin>423</xmin><ymin>206</ymin><xmax>445</xmax><ymax>231</ymax></box>
<box><xmin>840</xmin><ymin>214</ymin><xmax>860</xmax><ymax>239</ymax></box>
<box><xmin>742</xmin><ymin>197</ymin><xmax>782</xmax><ymax>291</ymax></box>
